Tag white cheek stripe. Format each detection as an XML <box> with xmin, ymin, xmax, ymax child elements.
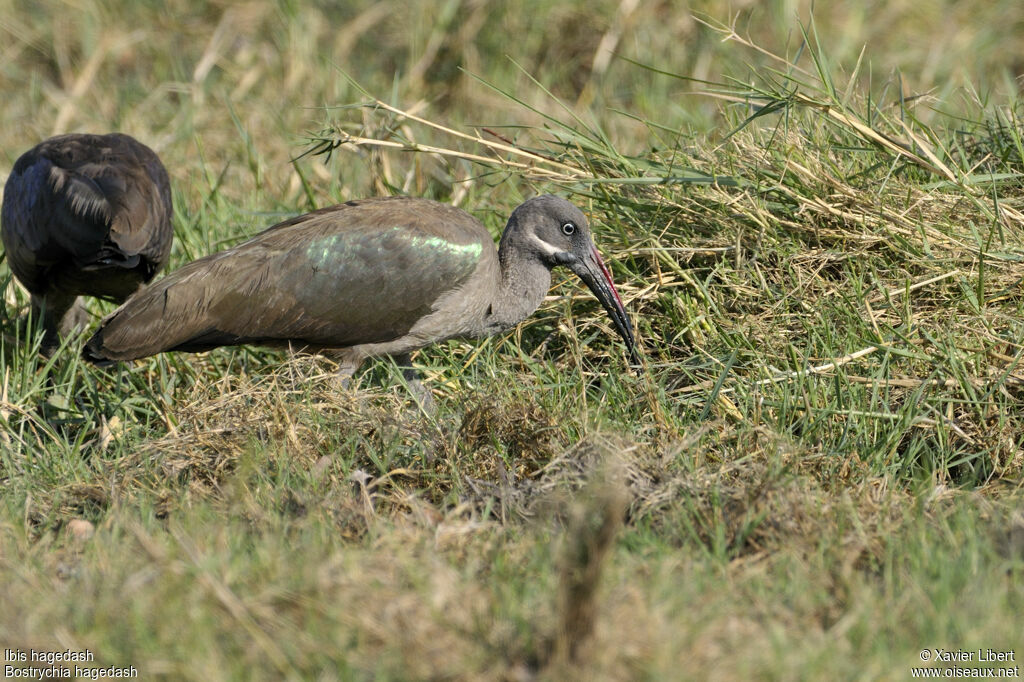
<box><xmin>531</xmin><ymin>234</ymin><xmax>563</xmax><ymax>256</ymax></box>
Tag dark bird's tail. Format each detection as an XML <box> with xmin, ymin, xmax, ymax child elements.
<box><xmin>83</xmin><ymin>325</ymin><xmax>118</xmax><ymax>366</ymax></box>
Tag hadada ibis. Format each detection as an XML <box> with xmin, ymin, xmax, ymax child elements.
<box><xmin>84</xmin><ymin>195</ymin><xmax>637</xmax><ymax>386</ymax></box>
<box><xmin>1</xmin><ymin>133</ymin><xmax>173</xmax><ymax>352</ymax></box>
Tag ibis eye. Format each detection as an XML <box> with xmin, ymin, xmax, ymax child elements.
<box><xmin>561</xmin><ymin>222</ymin><xmax>576</xmax><ymax>236</ymax></box>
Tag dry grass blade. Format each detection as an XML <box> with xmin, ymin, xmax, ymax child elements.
<box><xmin>169</xmin><ymin>524</ymin><xmax>297</xmax><ymax>676</ymax></box>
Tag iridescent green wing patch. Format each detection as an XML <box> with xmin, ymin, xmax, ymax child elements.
<box><xmin>304</xmin><ymin>225</ymin><xmax>482</xmax><ymax>286</ymax></box>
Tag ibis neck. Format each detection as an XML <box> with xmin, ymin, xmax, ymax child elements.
<box><xmin>483</xmin><ymin>247</ymin><xmax>552</xmax><ymax>334</ymax></box>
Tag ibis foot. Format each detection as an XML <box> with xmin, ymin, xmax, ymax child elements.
<box><xmin>331</xmin><ymin>356</ymin><xmax>359</xmax><ymax>391</ymax></box>
<box><xmin>327</xmin><ymin>353</ymin><xmax>434</xmax><ymax>412</ymax></box>
<box><xmin>394</xmin><ymin>354</ymin><xmax>435</xmax><ymax>413</ymax></box>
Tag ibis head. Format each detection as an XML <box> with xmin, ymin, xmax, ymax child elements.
<box><xmin>499</xmin><ymin>195</ymin><xmax>637</xmax><ymax>363</ymax></box>
<box><xmin>84</xmin><ymin>195</ymin><xmax>637</xmax><ymax>377</ymax></box>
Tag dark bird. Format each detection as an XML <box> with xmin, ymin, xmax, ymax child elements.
<box><xmin>84</xmin><ymin>195</ymin><xmax>637</xmax><ymax>389</ymax></box>
<box><xmin>1</xmin><ymin>132</ymin><xmax>173</xmax><ymax>352</ymax></box>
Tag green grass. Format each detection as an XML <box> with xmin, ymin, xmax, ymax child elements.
<box><xmin>2</xmin><ymin>1</ymin><xmax>1023</xmax><ymax>679</ymax></box>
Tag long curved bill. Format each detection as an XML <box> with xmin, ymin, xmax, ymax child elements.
<box><xmin>570</xmin><ymin>245</ymin><xmax>640</xmax><ymax>367</ymax></box>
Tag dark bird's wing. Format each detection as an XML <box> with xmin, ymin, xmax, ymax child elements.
<box><xmin>86</xmin><ymin>197</ymin><xmax>490</xmax><ymax>361</ymax></box>
<box><xmin>1</xmin><ymin>133</ymin><xmax>173</xmax><ymax>298</ymax></box>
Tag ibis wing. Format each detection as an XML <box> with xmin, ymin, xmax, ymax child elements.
<box><xmin>89</xmin><ymin>135</ymin><xmax>173</xmax><ymax>273</ymax></box>
<box><xmin>90</xmin><ymin>199</ymin><xmax>489</xmax><ymax>359</ymax></box>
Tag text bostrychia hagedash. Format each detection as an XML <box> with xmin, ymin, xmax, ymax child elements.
<box><xmin>83</xmin><ymin>195</ymin><xmax>637</xmax><ymax>391</ymax></box>
<box><xmin>1</xmin><ymin>133</ymin><xmax>173</xmax><ymax>352</ymax></box>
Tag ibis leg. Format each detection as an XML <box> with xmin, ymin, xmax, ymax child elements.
<box><xmin>31</xmin><ymin>293</ymin><xmax>82</xmax><ymax>355</ymax></box>
<box><xmin>58</xmin><ymin>299</ymin><xmax>92</xmax><ymax>335</ymax></box>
